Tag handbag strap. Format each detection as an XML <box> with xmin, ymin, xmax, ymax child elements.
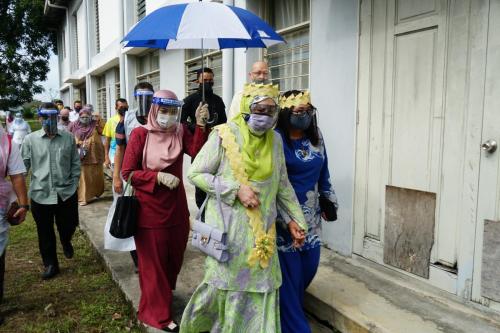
<box><xmin>121</xmin><ymin>171</ymin><xmax>134</xmax><ymax>196</ymax></box>
<box><xmin>196</xmin><ymin>176</ymin><xmax>226</xmax><ymax>231</ymax></box>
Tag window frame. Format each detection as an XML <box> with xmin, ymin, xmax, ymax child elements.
<box><xmin>96</xmin><ymin>75</ymin><xmax>107</xmax><ymax>120</ymax></box>
<box><xmin>184</xmin><ymin>50</ymin><xmax>223</xmax><ymax>97</ymax></box>
<box><xmin>137</xmin><ymin>0</ymin><xmax>146</xmax><ymax>21</ymax></box>
<box><xmin>136</xmin><ymin>51</ymin><xmax>160</xmax><ymax>92</ymax></box>
<box><xmin>261</xmin><ymin>0</ymin><xmax>311</xmax><ymax>92</ymax></box>
<box><xmin>95</xmin><ymin>0</ymin><xmax>100</xmax><ymax>54</ymax></box>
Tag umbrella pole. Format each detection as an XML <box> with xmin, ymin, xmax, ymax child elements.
<box><xmin>201</xmin><ymin>38</ymin><xmax>205</xmax><ymax>103</ymax></box>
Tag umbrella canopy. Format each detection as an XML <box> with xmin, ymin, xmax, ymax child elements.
<box><xmin>122</xmin><ymin>2</ymin><xmax>284</xmax><ymax>49</ymax></box>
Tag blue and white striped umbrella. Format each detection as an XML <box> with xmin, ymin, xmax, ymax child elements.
<box><xmin>122</xmin><ymin>1</ymin><xmax>285</xmax><ymax>50</ymax></box>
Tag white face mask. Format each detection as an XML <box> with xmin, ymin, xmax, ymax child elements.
<box><xmin>156</xmin><ymin>113</ymin><xmax>178</xmax><ymax>129</ymax></box>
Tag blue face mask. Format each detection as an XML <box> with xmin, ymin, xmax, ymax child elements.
<box><xmin>246</xmin><ymin>113</ymin><xmax>275</xmax><ymax>136</ymax></box>
<box><xmin>290</xmin><ymin>113</ymin><xmax>312</xmax><ymax>130</ymax></box>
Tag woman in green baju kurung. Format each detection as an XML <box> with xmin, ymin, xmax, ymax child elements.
<box><xmin>180</xmin><ymin>84</ymin><xmax>307</xmax><ymax>333</ymax></box>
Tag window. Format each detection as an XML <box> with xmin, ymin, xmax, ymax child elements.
<box><xmin>115</xmin><ymin>68</ymin><xmax>121</xmax><ymax>99</ymax></box>
<box><xmin>184</xmin><ymin>50</ymin><xmax>223</xmax><ymax>97</ymax></box>
<box><xmin>136</xmin><ymin>51</ymin><xmax>160</xmax><ymax>91</ymax></box>
<box><xmin>96</xmin><ymin>75</ymin><xmax>107</xmax><ymax>120</ymax></box>
<box><xmin>74</xmin><ymin>85</ymin><xmax>86</xmax><ymax>104</ymax></box>
<box><xmin>60</xmin><ymin>29</ymin><xmax>66</xmax><ymax>58</ymax></box>
<box><xmin>73</xmin><ymin>14</ymin><xmax>79</xmax><ymax>69</ymax></box>
<box><xmin>265</xmin><ymin>0</ymin><xmax>310</xmax><ymax>92</ymax></box>
<box><xmin>137</xmin><ymin>0</ymin><xmax>146</xmax><ymax>21</ymax></box>
<box><xmin>95</xmin><ymin>0</ymin><xmax>100</xmax><ymax>54</ymax></box>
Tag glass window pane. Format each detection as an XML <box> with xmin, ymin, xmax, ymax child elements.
<box><xmin>272</xmin><ymin>0</ymin><xmax>310</xmax><ymax>31</ymax></box>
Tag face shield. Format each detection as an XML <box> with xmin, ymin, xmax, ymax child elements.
<box><xmin>249</xmin><ymin>96</ymin><xmax>279</xmax><ymax>122</ymax></box>
<box><xmin>152</xmin><ymin>96</ymin><xmax>183</xmax><ymax>130</ymax></box>
<box><xmin>135</xmin><ymin>89</ymin><xmax>154</xmax><ymax>118</ymax></box>
<box><xmin>14</xmin><ymin>113</ymin><xmax>23</xmax><ymax>124</ymax></box>
<box><xmin>38</xmin><ymin>108</ymin><xmax>59</xmax><ymax>136</ymax></box>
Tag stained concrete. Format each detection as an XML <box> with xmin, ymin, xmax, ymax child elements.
<box><xmin>305</xmin><ymin>251</ymin><xmax>500</xmax><ymax>333</ymax></box>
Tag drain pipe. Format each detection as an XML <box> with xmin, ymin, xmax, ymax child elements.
<box><xmin>222</xmin><ymin>0</ymin><xmax>235</xmax><ymax>108</ymax></box>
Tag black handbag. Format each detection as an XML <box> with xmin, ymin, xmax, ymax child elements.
<box><xmin>110</xmin><ymin>173</ymin><xmax>138</xmax><ymax>239</ymax></box>
<box><xmin>319</xmin><ymin>195</ymin><xmax>337</xmax><ymax>222</ymax></box>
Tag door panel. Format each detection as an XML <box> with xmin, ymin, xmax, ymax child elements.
<box><xmin>473</xmin><ymin>0</ymin><xmax>500</xmax><ymax>305</ymax></box>
<box><xmin>354</xmin><ymin>0</ymin><xmax>489</xmax><ymax>294</ymax></box>
<box><xmin>390</xmin><ymin>28</ymin><xmax>439</xmax><ymax>191</ymax></box>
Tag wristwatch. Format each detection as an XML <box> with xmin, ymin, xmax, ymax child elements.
<box><xmin>19</xmin><ymin>204</ymin><xmax>30</xmax><ymax>211</ymax></box>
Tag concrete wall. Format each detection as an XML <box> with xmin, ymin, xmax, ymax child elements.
<box><xmin>310</xmin><ymin>0</ymin><xmax>358</xmax><ymax>255</ymax></box>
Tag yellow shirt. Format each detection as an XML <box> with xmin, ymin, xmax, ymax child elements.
<box><xmin>103</xmin><ymin>114</ymin><xmax>121</xmax><ymax>160</ymax></box>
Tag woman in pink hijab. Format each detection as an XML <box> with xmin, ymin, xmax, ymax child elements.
<box><xmin>121</xmin><ymin>90</ymin><xmax>208</xmax><ymax>332</ymax></box>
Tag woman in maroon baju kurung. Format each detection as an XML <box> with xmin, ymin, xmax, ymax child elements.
<box><xmin>121</xmin><ymin>90</ymin><xmax>208</xmax><ymax>331</ymax></box>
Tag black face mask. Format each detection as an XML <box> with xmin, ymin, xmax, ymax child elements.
<box><xmin>61</xmin><ymin>116</ymin><xmax>69</xmax><ymax>122</ymax></box>
<box><xmin>199</xmin><ymin>82</ymin><xmax>214</xmax><ymax>95</ymax></box>
<box><xmin>117</xmin><ymin>108</ymin><xmax>128</xmax><ymax>116</ymax></box>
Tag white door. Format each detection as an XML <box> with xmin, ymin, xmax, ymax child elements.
<box><xmin>354</xmin><ymin>0</ymin><xmax>492</xmax><ymax>296</ymax></box>
<box><xmin>472</xmin><ymin>0</ymin><xmax>500</xmax><ymax>309</ymax></box>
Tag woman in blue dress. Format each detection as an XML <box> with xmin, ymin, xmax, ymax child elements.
<box><xmin>275</xmin><ymin>90</ymin><xmax>338</xmax><ymax>333</ymax></box>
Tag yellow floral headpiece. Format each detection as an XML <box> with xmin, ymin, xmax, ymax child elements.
<box><xmin>279</xmin><ymin>91</ymin><xmax>311</xmax><ymax>109</ymax></box>
<box><xmin>242</xmin><ymin>83</ymin><xmax>280</xmax><ymax>99</ymax></box>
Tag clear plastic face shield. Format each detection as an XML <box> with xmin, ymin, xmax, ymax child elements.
<box><xmin>152</xmin><ymin>97</ymin><xmax>183</xmax><ymax>131</ymax></box>
<box><xmin>249</xmin><ymin>96</ymin><xmax>279</xmax><ymax>122</ymax></box>
<box><xmin>38</xmin><ymin>109</ymin><xmax>59</xmax><ymax>136</ymax></box>
<box><xmin>14</xmin><ymin>113</ymin><xmax>23</xmax><ymax>124</ymax></box>
<box><xmin>135</xmin><ymin>89</ymin><xmax>154</xmax><ymax>118</ymax></box>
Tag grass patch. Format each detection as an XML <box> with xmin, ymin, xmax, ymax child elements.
<box><xmin>0</xmin><ymin>212</ymin><xmax>144</xmax><ymax>333</ymax></box>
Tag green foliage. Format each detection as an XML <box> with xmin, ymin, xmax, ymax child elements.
<box><xmin>0</xmin><ymin>0</ymin><xmax>57</xmax><ymax>110</ymax></box>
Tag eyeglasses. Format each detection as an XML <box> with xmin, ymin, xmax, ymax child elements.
<box><xmin>251</xmin><ymin>71</ymin><xmax>269</xmax><ymax>76</ymax></box>
<box><xmin>250</xmin><ymin>104</ymin><xmax>278</xmax><ymax>116</ymax></box>
<box><xmin>291</xmin><ymin>107</ymin><xmax>316</xmax><ymax>116</ymax></box>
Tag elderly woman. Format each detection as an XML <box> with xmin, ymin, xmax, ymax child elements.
<box><xmin>180</xmin><ymin>83</ymin><xmax>307</xmax><ymax>333</ymax></box>
<box><xmin>68</xmin><ymin>104</ymin><xmax>105</xmax><ymax>205</ymax></box>
<box><xmin>275</xmin><ymin>90</ymin><xmax>338</xmax><ymax>333</ymax></box>
<box><xmin>121</xmin><ymin>90</ymin><xmax>208</xmax><ymax>332</ymax></box>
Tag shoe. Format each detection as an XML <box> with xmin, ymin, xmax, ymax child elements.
<box><xmin>42</xmin><ymin>265</ymin><xmax>60</xmax><ymax>280</ymax></box>
<box><xmin>79</xmin><ymin>202</ymin><xmax>87</xmax><ymax>206</ymax></box>
<box><xmin>63</xmin><ymin>242</ymin><xmax>74</xmax><ymax>259</ymax></box>
<box><xmin>162</xmin><ymin>321</ymin><xmax>179</xmax><ymax>332</ymax></box>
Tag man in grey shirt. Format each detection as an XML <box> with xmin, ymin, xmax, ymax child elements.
<box><xmin>22</xmin><ymin>102</ymin><xmax>81</xmax><ymax>279</ymax></box>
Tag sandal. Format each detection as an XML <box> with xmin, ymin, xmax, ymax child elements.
<box><xmin>162</xmin><ymin>320</ymin><xmax>179</xmax><ymax>332</ymax></box>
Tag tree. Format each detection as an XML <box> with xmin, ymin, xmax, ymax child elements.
<box><xmin>0</xmin><ymin>0</ymin><xmax>56</xmax><ymax>110</ymax></box>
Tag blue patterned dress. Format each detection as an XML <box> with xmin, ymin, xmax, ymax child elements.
<box><xmin>275</xmin><ymin>129</ymin><xmax>338</xmax><ymax>333</ymax></box>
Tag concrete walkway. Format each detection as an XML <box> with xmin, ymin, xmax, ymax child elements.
<box><xmin>78</xmin><ymin>173</ymin><xmax>204</xmax><ymax>333</ymax></box>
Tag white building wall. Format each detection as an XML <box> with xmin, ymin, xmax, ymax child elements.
<box><xmin>159</xmin><ymin>50</ymin><xmax>186</xmax><ymax>98</ymax></box>
<box><xmin>76</xmin><ymin>3</ymin><xmax>87</xmax><ymax>70</ymax></box>
<box><xmin>310</xmin><ymin>0</ymin><xmax>358</xmax><ymax>256</ymax></box>
<box><xmin>98</xmin><ymin>0</ymin><xmax>121</xmax><ymax>50</ymax></box>
<box><xmin>58</xmin><ymin>17</ymin><xmax>70</xmax><ymax>84</ymax></box>
<box><xmin>54</xmin><ymin>0</ymin><xmax>360</xmax><ymax>257</ymax></box>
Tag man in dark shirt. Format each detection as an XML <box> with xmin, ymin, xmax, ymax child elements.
<box><xmin>181</xmin><ymin>67</ymin><xmax>227</xmax><ymax>208</ymax></box>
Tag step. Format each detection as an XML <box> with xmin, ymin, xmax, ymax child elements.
<box><xmin>305</xmin><ymin>250</ymin><xmax>500</xmax><ymax>333</ymax></box>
